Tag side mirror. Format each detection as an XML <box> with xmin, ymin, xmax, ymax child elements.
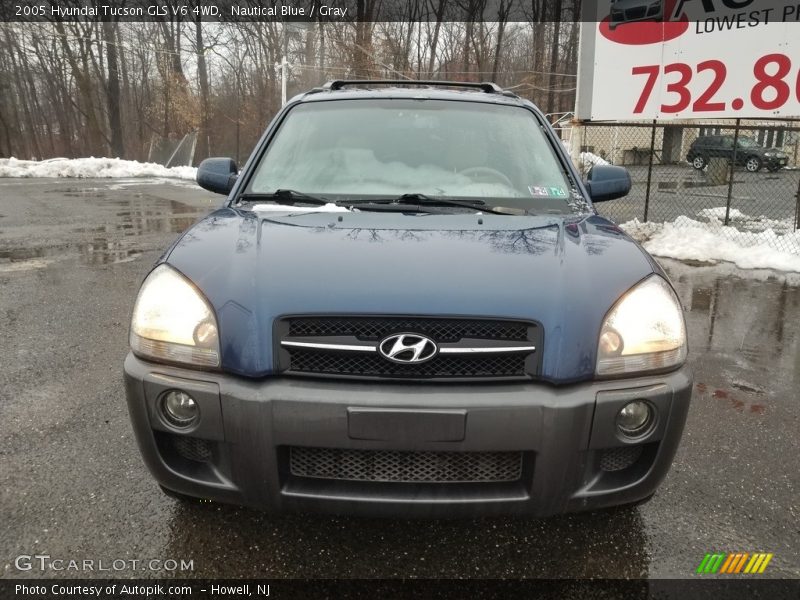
<box><xmin>197</xmin><ymin>157</ymin><xmax>238</xmax><ymax>195</ymax></box>
<box><xmin>584</xmin><ymin>165</ymin><xmax>631</xmax><ymax>202</ymax></box>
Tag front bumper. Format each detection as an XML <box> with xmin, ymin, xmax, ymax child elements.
<box><xmin>765</xmin><ymin>157</ymin><xmax>788</xmax><ymax>169</ymax></box>
<box><xmin>123</xmin><ymin>353</ymin><xmax>692</xmax><ymax>517</ymax></box>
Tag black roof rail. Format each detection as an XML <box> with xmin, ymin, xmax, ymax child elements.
<box><xmin>320</xmin><ymin>80</ymin><xmax>506</xmax><ymax>94</ymax></box>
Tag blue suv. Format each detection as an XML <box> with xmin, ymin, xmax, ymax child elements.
<box><xmin>124</xmin><ymin>81</ymin><xmax>691</xmax><ymax>517</ymax></box>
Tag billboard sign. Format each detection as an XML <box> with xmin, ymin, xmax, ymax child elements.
<box><xmin>576</xmin><ymin>0</ymin><xmax>800</xmax><ymax>120</ymax></box>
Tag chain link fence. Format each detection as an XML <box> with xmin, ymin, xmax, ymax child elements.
<box><xmin>147</xmin><ymin>131</ymin><xmax>198</xmax><ymax>168</ymax></box>
<box><xmin>568</xmin><ymin>119</ymin><xmax>800</xmax><ymax>254</ymax></box>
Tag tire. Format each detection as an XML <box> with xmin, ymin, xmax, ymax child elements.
<box><xmin>745</xmin><ymin>156</ymin><xmax>762</xmax><ymax>172</ymax></box>
<box><xmin>690</xmin><ymin>154</ymin><xmax>707</xmax><ymax>170</ymax></box>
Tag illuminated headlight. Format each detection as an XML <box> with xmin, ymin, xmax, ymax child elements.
<box><xmin>597</xmin><ymin>275</ymin><xmax>687</xmax><ymax>376</ymax></box>
<box><xmin>130</xmin><ymin>264</ymin><xmax>220</xmax><ymax>367</ymax></box>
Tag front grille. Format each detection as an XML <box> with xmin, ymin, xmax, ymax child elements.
<box><xmin>599</xmin><ymin>446</ymin><xmax>643</xmax><ymax>472</ymax></box>
<box><xmin>289</xmin><ymin>447</ymin><xmax>523</xmax><ymax>483</ymax></box>
<box><xmin>289</xmin><ymin>349</ymin><xmax>526</xmax><ymax>378</ymax></box>
<box><xmin>278</xmin><ymin>316</ymin><xmax>539</xmax><ymax>381</ymax></box>
<box><xmin>288</xmin><ymin>317</ymin><xmax>528</xmax><ymax>342</ymax></box>
<box><xmin>626</xmin><ymin>7</ymin><xmax>647</xmax><ymax>19</ymax></box>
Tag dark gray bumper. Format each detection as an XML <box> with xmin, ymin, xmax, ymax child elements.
<box><xmin>123</xmin><ymin>353</ymin><xmax>692</xmax><ymax>517</ymax></box>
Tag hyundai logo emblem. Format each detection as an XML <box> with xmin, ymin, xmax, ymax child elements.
<box><xmin>378</xmin><ymin>333</ymin><xmax>438</xmax><ymax>364</ymax></box>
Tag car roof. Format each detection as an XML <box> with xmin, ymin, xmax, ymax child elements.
<box><xmin>291</xmin><ymin>81</ymin><xmax>534</xmax><ymax>110</ymax></box>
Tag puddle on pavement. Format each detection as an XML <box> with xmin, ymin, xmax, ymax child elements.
<box><xmin>2</xmin><ymin>198</ymin><xmax>205</xmax><ymax>271</ymax></box>
<box><xmin>99</xmin><ymin>198</ymin><xmax>204</xmax><ymax>235</ymax></box>
<box><xmin>78</xmin><ymin>240</ymin><xmax>143</xmax><ymax>265</ymax></box>
<box><xmin>74</xmin><ymin>213</ymin><xmax>198</xmax><ymax>236</ymax></box>
<box><xmin>0</xmin><ymin>240</ymin><xmax>143</xmax><ymax>269</ymax></box>
<box><xmin>0</xmin><ymin>247</ymin><xmax>54</xmax><ymax>272</ymax></box>
<box><xmin>662</xmin><ymin>258</ymin><xmax>800</xmax><ymax>413</ymax></box>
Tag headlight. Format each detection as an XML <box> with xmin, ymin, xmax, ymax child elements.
<box><xmin>130</xmin><ymin>264</ymin><xmax>220</xmax><ymax>367</ymax></box>
<box><xmin>597</xmin><ymin>275</ymin><xmax>686</xmax><ymax>376</ymax></box>
<box><xmin>764</xmin><ymin>151</ymin><xmax>776</xmax><ymax>157</ymax></box>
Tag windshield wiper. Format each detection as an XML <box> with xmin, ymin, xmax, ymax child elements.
<box><xmin>238</xmin><ymin>189</ymin><xmax>330</xmax><ymax>206</ymax></box>
<box><xmin>350</xmin><ymin>193</ymin><xmax>509</xmax><ymax>215</ymax></box>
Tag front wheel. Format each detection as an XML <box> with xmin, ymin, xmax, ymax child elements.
<box><xmin>745</xmin><ymin>156</ymin><xmax>762</xmax><ymax>172</ymax></box>
<box><xmin>690</xmin><ymin>155</ymin><xmax>707</xmax><ymax>170</ymax></box>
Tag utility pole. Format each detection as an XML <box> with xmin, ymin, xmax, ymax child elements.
<box><xmin>281</xmin><ymin>56</ymin><xmax>288</xmax><ymax>106</ymax></box>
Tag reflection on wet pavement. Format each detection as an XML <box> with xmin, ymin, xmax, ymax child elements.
<box><xmin>665</xmin><ymin>259</ymin><xmax>800</xmax><ymax>401</ymax></box>
<box><xmin>0</xmin><ymin>194</ymin><xmax>206</xmax><ymax>270</ymax></box>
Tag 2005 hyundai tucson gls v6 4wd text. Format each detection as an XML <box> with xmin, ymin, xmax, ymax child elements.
<box><xmin>124</xmin><ymin>81</ymin><xmax>691</xmax><ymax>517</ymax></box>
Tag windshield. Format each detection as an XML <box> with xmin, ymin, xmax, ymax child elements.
<box><xmin>246</xmin><ymin>99</ymin><xmax>576</xmax><ymax>211</ymax></box>
<box><xmin>737</xmin><ymin>137</ymin><xmax>758</xmax><ymax>147</ymax></box>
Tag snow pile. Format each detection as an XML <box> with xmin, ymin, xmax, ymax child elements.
<box><xmin>697</xmin><ymin>207</ymin><xmax>746</xmax><ymax>221</ymax></box>
<box><xmin>621</xmin><ymin>215</ymin><xmax>800</xmax><ymax>272</ymax></box>
<box><xmin>560</xmin><ymin>139</ymin><xmax>610</xmax><ymax>171</ymax></box>
<box><xmin>252</xmin><ymin>203</ymin><xmax>349</xmax><ymax>213</ymax></box>
<box><xmin>579</xmin><ymin>151</ymin><xmax>610</xmax><ymax>169</ymax></box>
<box><xmin>0</xmin><ymin>157</ymin><xmax>196</xmax><ymax>180</ymax></box>
<box><xmin>696</xmin><ymin>206</ymin><xmax>796</xmax><ymax>234</ymax></box>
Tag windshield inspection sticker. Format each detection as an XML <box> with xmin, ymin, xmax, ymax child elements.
<box><xmin>528</xmin><ymin>186</ymin><xmax>550</xmax><ymax>196</ymax></box>
<box><xmin>529</xmin><ymin>186</ymin><xmax>568</xmax><ymax>197</ymax></box>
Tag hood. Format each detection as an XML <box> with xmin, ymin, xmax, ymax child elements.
<box><xmin>166</xmin><ymin>208</ymin><xmax>656</xmax><ymax>383</ymax></box>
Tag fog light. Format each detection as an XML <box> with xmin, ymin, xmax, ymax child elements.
<box><xmin>616</xmin><ymin>400</ymin><xmax>653</xmax><ymax>437</ymax></box>
<box><xmin>161</xmin><ymin>390</ymin><xmax>199</xmax><ymax>427</ymax></box>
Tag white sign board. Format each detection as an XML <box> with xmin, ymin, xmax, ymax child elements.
<box><xmin>576</xmin><ymin>0</ymin><xmax>800</xmax><ymax>120</ymax></box>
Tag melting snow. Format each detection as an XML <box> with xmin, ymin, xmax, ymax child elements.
<box><xmin>250</xmin><ymin>203</ymin><xmax>349</xmax><ymax>213</ymax></box>
<box><xmin>621</xmin><ymin>211</ymin><xmax>800</xmax><ymax>273</ymax></box>
<box><xmin>0</xmin><ymin>157</ymin><xmax>196</xmax><ymax>180</ymax></box>
<box><xmin>579</xmin><ymin>151</ymin><xmax>610</xmax><ymax>169</ymax></box>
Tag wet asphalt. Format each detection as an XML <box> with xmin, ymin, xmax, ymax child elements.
<box><xmin>0</xmin><ymin>178</ymin><xmax>798</xmax><ymax>580</ymax></box>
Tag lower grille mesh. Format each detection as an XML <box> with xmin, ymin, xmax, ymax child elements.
<box><xmin>173</xmin><ymin>436</ymin><xmax>213</xmax><ymax>463</ymax></box>
<box><xmin>289</xmin><ymin>447</ymin><xmax>523</xmax><ymax>483</ymax></box>
<box><xmin>599</xmin><ymin>446</ymin><xmax>643</xmax><ymax>472</ymax></box>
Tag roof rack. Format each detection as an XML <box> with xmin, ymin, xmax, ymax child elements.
<box><xmin>319</xmin><ymin>80</ymin><xmax>506</xmax><ymax>94</ymax></box>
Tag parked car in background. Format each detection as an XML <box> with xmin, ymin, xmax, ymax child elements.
<box><xmin>687</xmin><ymin>135</ymin><xmax>789</xmax><ymax>172</ymax></box>
<box><xmin>609</xmin><ymin>0</ymin><xmax>664</xmax><ymax>30</ymax></box>
<box><xmin>124</xmin><ymin>81</ymin><xmax>692</xmax><ymax>517</ymax></box>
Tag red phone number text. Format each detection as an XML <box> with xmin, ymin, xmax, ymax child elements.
<box><xmin>632</xmin><ymin>53</ymin><xmax>799</xmax><ymax>114</ymax></box>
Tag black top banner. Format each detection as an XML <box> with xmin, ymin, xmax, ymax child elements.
<box><xmin>3</xmin><ymin>0</ymin><xmax>796</xmax><ymax>23</ymax></box>
<box><xmin>4</xmin><ymin>0</ymin><xmax>572</xmax><ymax>22</ymax></box>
